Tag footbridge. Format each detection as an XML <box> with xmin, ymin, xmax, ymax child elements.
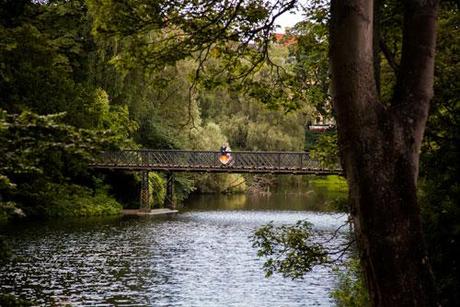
<box><xmin>90</xmin><ymin>150</ymin><xmax>342</xmax><ymax>210</ymax></box>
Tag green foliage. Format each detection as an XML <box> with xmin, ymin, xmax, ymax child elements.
<box><xmin>304</xmin><ymin>129</ymin><xmax>322</xmax><ymax>151</ymax></box>
<box><xmin>0</xmin><ymin>235</ymin><xmax>12</xmax><ymax>264</ymax></box>
<box><xmin>0</xmin><ymin>0</ymin><xmax>95</xmax><ymax>119</ymax></box>
<box><xmin>0</xmin><ymin>0</ymin><xmax>138</xmax><ymax>217</ymax></box>
<box><xmin>189</xmin><ymin>121</ymin><xmax>227</xmax><ymax>150</ymax></box>
<box><xmin>0</xmin><ymin>0</ymin><xmax>323</xmax><ymax>216</ymax></box>
<box><xmin>0</xmin><ymin>174</ymin><xmax>15</xmax><ymax>191</ymax></box>
<box><xmin>194</xmin><ymin>173</ymin><xmax>246</xmax><ymax>194</ymax></box>
<box><xmin>0</xmin><ymin>20</ymin><xmax>78</xmax><ymax>114</ymax></box>
<box><xmin>0</xmin><ymin>201</ymin><xmax>21</xmax><ymax>224</ymax></box>
<box><xmin>86</xmin><ymin>0</ymin><xmax>290</xmax><ymax>73</ymax></box>
<box><xmin>309</xmin><ymin>176</ymin><xmax>348</xmax><ymax>194</ymax></box>
<box><xmin>84</xmin><ymin>0</ymin><xmax>320</xmax><ymax>196</ymax></box>
<box><xmin>44</xmin><ymin>184</ymin><xmax>122</xmax><ymax>217</ymax></box>
<box><xmin>418</xmin><ymin>4</ymin><xmax>460</xmax><ymax>305</ymax></box>
<box><xmin>149</xmin><ymin>172</ymin><xmax>166</xmax><ymax>208</ymax></box>
<box><xmin>327</xmin><ymin>197</ymin><xmax>350</xmax><ymax>213</ymax></box>
<box><xmin>331</xmin><ymin>258</ymin><xmax>370</xmax><ymax>307</ymax></box>
<box><xmin>0</xmin><ymin>109</ymin><xmax>128</xmax><ymax>217</ymax></box>
<box><xmin>174</xmin><ymin>174</ymin><xmax>197</xmax><ymax>203</ymax></box>
<box><xmin>293</xmin><ymin>176</ymin><xmax>349</xmax><ymax>212</ymax></box>
<box><xmin>309</xmin><ymin>132</ymin><xmax>340</xmax><ymax>169</ymax></box>
<box><xmin>251</xmin><ymin>220</ymin><xmax>329</xmax><ymax>279</ymax></box>
<box><xmin>0</xmin><ymin>110</ymin><xmax>115</xmax><ymax>181</ymax></box>
<box><xmin>0</xmin><ymin>111</ymin><xmax>90</xmax><ymax>183</ymax></box>
<box><xmin>200</xmin><ymin>87</ymin><xmax>306</xmax><ymax>152</ymax></box>
<box><xmin>0</xmin><ymin>294</ymin><xmax>32</xmax><ymax>307</ymax></box>
<box><xmin>135</xmin><ymin>116</ymin><xmax>180</xmax><ymax>149</ymax></box>
<box><xmin>245</xmin><ymin>120</ymin><xmax>303</xmax><ymax>151</ymax></box>
<box><xmin>286</xmin><ymin>20</ymin><xmax>331</xmax><ymax>117</ymax></box>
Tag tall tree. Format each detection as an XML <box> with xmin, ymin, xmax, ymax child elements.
<box><xmin>330</xmin><ymin>0</ymin><xmax>438</xmax><ymax>305</ymax></box>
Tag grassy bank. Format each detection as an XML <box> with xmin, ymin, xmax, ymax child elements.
<box><xmin>308</xmin><ymin>175</ymin><xmax>348</xmax><ymax>196</ymax></box>
<box><xmin>44</xmin><ymin>187</ymin><xmax>122</xmax><ymax>217</ymax></box>
<box><xmin>1</xmin><ymin>185</ymin><xmax>122</xmax><ymax>223</ymax></box>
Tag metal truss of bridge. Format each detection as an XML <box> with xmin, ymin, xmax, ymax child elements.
<box><xmin>91</xmin><ymin>150</ymin><xmax>342</xmax><ymax>175</ymax></box>
<box><xmin>90</xmin><ymin>150</ymin><xmax>342</xmax><ymax>211</ymax></box>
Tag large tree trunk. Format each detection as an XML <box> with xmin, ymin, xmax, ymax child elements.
<box><xmin>329</xmin><ymin>0</ymin><xmax>439</xmax><ymax>305</ymax></box>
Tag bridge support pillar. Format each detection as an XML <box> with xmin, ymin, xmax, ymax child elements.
<box><xmin>165</xmin><ymin>172</ymin><xmax>175</xmax><ymax>209</ymax></box>
<box><xmin>140</xmin><ymin>171</ymin><xmax>150</xmax><ymax>211</ymax></box>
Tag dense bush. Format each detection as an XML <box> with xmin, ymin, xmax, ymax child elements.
<box><xmin>0</xmin><ymin>294</ymin><xmax>32</xmax><ymax>307</ymax></box>
<box><xmin>331</xmin><ymin>258</ymin><xmax>370</xmax><ymax>307</ymax></box>
<box><xmin>150</xmin><ymin>172</ymin><xmax>166</xmax><ymax>208</ymax></box>
<box><xmin>44</xmin><ymin>185</ymin><xmax>122</xmax><ymax>217</ymax></box>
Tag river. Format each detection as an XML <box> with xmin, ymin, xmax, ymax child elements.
<box><xmin>0</xmin><ymin>190</ymin><xmax>349</xmax><ymax>306</ymax></box>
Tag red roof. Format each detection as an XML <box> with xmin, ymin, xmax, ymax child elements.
<box><xmin>274</xmin><ymin>33</ymin><xmax>297</xmax><ymax>46</ymax></box>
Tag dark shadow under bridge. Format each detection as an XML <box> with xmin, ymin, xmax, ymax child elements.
<box><xmin>90</xmin><ymin>150</ymin><xmax>343</xmax><ymax>211</ymax></box>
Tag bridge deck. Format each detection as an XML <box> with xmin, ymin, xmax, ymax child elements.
<box><xmin>90</xmin><ymin>150</ymin><xmax>342</xmax><ymax>175</ymax></box>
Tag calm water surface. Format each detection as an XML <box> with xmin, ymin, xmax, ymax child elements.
<box><xmin>0</xmin><ymin>193</ymin><xmax>349</xmax><ymax>306</ymax></box>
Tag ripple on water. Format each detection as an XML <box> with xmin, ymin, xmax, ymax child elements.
<box><xmin>0</xmin><ymin>210</ymin><xmax>348</xmax><ymax>306</ymax></box>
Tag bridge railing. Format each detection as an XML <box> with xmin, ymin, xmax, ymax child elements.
<box><xmin>91</xmin><ymin>150</ymin><xmax>342</xmax><ymax>174</ymax></box>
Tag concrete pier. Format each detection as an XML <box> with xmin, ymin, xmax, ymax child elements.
<box><xmin>122</xmin><ymin>208</ymin><xmax>178</xmax><ymax>216</ymax></box>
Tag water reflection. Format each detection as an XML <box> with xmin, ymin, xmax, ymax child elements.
<box><xmin>0</xmin><ymin>195</ymin><xmax>348</xmax><ymax>306</ymax></box>
<box><xmin>186</xmin><ymin>192</ymin><xmax>340</xmax><ymax>212</ymax></box>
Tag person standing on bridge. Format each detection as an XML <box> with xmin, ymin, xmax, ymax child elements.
<box><xmin>220</xmin><ymin>143</ymin><xmax>227</xmax><ymax>154</ymax></box>
<box><xmin>220</xmin><ymin>143</ymin><xmax>231</xmax><ymax>155</ymax></box>
<box><xmin>219</xmin><ymin>142</ymin><xmax>233</xmax><ymax>165</ymax></box>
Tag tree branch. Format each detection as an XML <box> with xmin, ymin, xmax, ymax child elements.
<box><xmin>392</xmin><ymin>0</ymin><xmax>438</xmax><ymax>113</ymax></box>
<box><xmin>379</xmin><ymin>38</ymin><xmax>399</xmax><ymax>73</ymax></box>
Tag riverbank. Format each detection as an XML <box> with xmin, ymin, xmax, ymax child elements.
<box><xmin>122</xmin><ymin>208</ymin><xmax>178</xmax><ymax>215</ymax></box>
<box><xmin>0</xmin><ymin>189</ymin><xmax>122</xmax><ymax>224</ymax></box>
<box><xmin>1</xmin><ymin>175</ymin><xmax>347</xmax><ymax>225</ymax></box>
